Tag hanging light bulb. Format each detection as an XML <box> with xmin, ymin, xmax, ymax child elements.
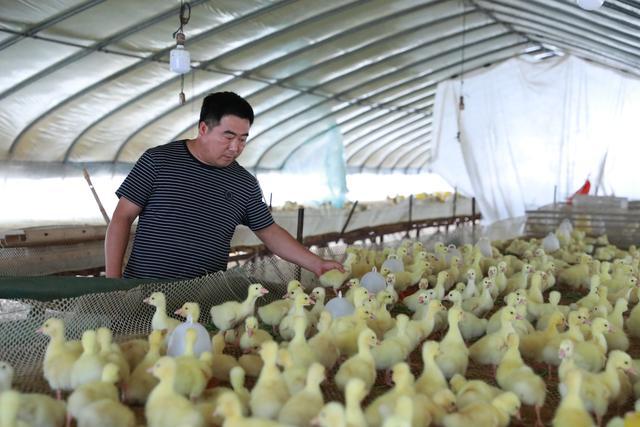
<box><xmin>170</xmin><ymin>1</ymin><xmax>191</xmax><ymax>104</ymax></box>
<box><xmin>170</xmin><ymin>32</ymin><xmax>191</xmax><ymax>74</ymax></box>
<box><xmin>577</xmin><ymin>0</ymin><xmax>604</xmax><ymax>10</ymax></box>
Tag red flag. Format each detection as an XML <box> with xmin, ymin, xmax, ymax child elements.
<box><xmin>567</xmin><ymin>178</ymin><xmax>591</xmax><ymax>204</ymax></box>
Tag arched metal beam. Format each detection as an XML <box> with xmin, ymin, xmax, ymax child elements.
<box><xmin>343</xmin><ymin>111</ymin><xmax>409</xmax><ymax>146</ymax></box>
<box><xmin>156</xmin><ymin>18</ymin><xmax>496</xmax><ymax>168</ymax></box>
<box><xmin>1</xmin><ymin>0</ymin><xmax>211</xmax><ymax>104</ymax></box>
<box><xmin>271</xmin><ymin>108</ymin><xmax>392</xmax><ymax>172</ymax></box>
<box><xmin>341</xmin><ymin>108</ymin><xmax>395</xmax><ymax>137</ymax></box>
<box><xmin>165</xmin><ymin>32</ymin><xmax>527</xmax><ymax>172</ymax></box>
<box><xmin>229</xmin><ymin>103</ymin><xmax>373</xmax><ymax>165</ymax></box>
<box><xmin>342</xmin><ymin>88</ymin><xmax>433</xmax><ymax>143</ymax></box>
<box><xmin>511</xmin><ymin>22</ymin><xmax>640</xmax><ymax>71</ymax></box>
<box><xmin>272</xmin><ymin>109</ymin><xmax>404</xmax><ymax>172</ymax></box>
<box><xmin>389</xmin><ymin>135</ymin><xmax>433</xmax><ymax>171</ymax></box>
<box><xmin>524</xmin><ymin>0</ymin><xmax>640</xmax><ymax>36</ymax></box>
<box><xmin>342</xmin><ymin>37</ymin><xmax>528</xmax><ymax>160</ymax></box>
<box><xmin>118</xmin><ymin>8</ymin><xmax>482</xmax><ymax>164</ymax></box>
<box><xmin>274</xmin><ymin>40</ymin><xmax>529</xmax><ymax>172</ymax></box>
<box><xmin>224</xmin><ymin>8</ymin><xmax>483</xmax><ymax>142</ymax></box>
<box><xmin>229</xmin><ymin>23</ymin><xmax>508</xmax><ymax>169</ymax></box>
<box><xmin>409</xmin><ymin>147</ymin><xmax>433</xmax><ymax>174</ymax></box>
<box><xmin>346</xmin><ymin>116</ymin><xmax>427</xmax><ymax>163</ymax></box>
<box><xmin>10</xmin><ymin>0</ymin><xmax>297</xmax><ymax>159</ymax></box>
<box><xmin>372</xmin><ymin>81</ymin><xmax>436</xmax><ymax>111</ymax></box>
<box><xmin>365</xmin><ymin>90</ymin><xmax>450</xmax><ymax>170</ymax></box>
<box><xmin>111</xmin><ymin>80</ymin><xmax>264</xmax><ymax>162</ymax></box>
<box><xmin>66</xmin><ymin>0</ymin><xmax>371</xmax><ymax>161</ymax></box>
<box><xmin>386</xmin><ymin>133</ymin><xmax>432</xmax><ymax>172</ymax></box>
<box><xmin>358</xmin><ymin>124</ymin><xmax>433</xmax><ymax>171</ymax></box>
<box><xmin>605</xmin><ymin>0</ymin><xmax>640</xmax><ymax>20</ymax></box>
<box><xmin>351</xmin><ymin>39</ymin><xmax>528</xmax><ymax>105</ymax></box>
<box><xmin>350</xmin><ymin>95</ymin><xmax>432</xmax><ymax>152</ymax></box>
<box><xmin>326</xmin><ymin>32</ymin><xmax>518</xmax><ymax>104</ymax></box>
<box><xmin>253</xmin><ymin>36</ymin><xmax>524</xmax><ymax>170</ymax></box>
<box><xmin>63</xmin><ymin>72</ymin><xmax>234</xmax><ymax>162</ymax></box>
<box><xmin>0</xmin><ymin>0</ymin><xmax>106</xmax><ymax>52</ymax></box>
<box><xmin>357</xmin><ymin>126</ymin><xmax>432</xmax><ymax>172</ymax></box>
<box><xmin>491</xmin><ymin>7</ymin><xmax>640</xmax><ymax>61</ymax></box>
<box><xmin>345</xmin><ymin>116</ymin><xmax>425</xmax><ymax>164</ymax></box>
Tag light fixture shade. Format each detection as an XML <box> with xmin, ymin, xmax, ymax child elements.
<box><xmin>169</xmin><ymin>45</ymin><xmax>191</xmax><ymax>74</ymax></box>
<box><xmin>577</xmin><ymin>0</ymin><xmax>604</xmax><ymax>10</ymax></box>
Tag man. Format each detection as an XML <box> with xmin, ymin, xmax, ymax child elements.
<box><xmin>105</xmin><ymin>91</ymin><xmax>342</xmax><ymax>279</ymax></box>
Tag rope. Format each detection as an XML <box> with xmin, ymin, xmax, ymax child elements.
<box><xmin>172</xmin><ymin>1</ymin><xmax>191</xmax><ymax>39</ymax></box>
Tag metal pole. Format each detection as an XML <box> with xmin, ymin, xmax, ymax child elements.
<box><xmin>406</xmin><ymin>194</ymin><xmax>414</xmax><ymax>238</ymax></box>
<box><xmin>553</xmin><ymin>185</ymin><xmax>557</xmax><ymax>207</ymax></box>
<box><xmin>472</xmin><ymin>196</ymin><xmax>476</xmax><ymax>241</ymax></box>
<box><xmin>339</xmin><ymin>201</ymin><xmax>359</xmax><ymax>240</ymax></box>
<box><xmin>295</xmin><ymin>207</ymin><xmax>305</xmax><ymax>280</ymax></box>
<box><xmin>447</xmin><ymin>187</ymin><xmax>458</xmax><ymax>235</ymax></box>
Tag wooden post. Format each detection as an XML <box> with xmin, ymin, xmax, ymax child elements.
<box><xmin>82</xmin><ymin>168</ymin><xmax>110</xmax><ymax>225</ymax></box>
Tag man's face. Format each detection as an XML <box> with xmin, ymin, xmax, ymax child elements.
<box><xmin>199</xmin><ymin>114</ymin><xmax>250</xmax><ymax>167</ymax></box>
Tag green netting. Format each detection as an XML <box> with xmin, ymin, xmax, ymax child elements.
<box><xmin>0</xmin><ymin>277</ymin><xmax>157</xmax><ymax>301</ymax></box>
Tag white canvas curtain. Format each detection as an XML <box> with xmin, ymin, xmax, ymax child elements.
<box><xmin>431</xmin><ymin>55</ymin><xmax>640</xmax><ymax>223</ymax></box>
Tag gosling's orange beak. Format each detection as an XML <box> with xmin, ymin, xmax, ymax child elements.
<box><xmin>248</xmin><ymin>329</ymin><xmax>254</xmax><ymax>337</ymax></box>
<box><xmin>143</xmin><ymin>297</ymin><xmax>151</xmax><ymax>304</ymax></box>
<box><xmin>260</xmin><ymin>288</ymin><xmax>269</xmax><ymax>295</ymax></box>
<box><xmin>36</xmin><ymin>327</ymin><xmax>43</xmax><ymax>334</ymax></box>
<box><xmin>175</xmin><ymin>308</ymin><xmax>183</xmax><ymax>316</ymax></box>
<box><xmin>514</xmin><ymin>410</ymin><xmax>522</xmax><ymax>421</ymax></box>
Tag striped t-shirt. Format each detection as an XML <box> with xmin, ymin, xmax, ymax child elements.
<box><xmin>116</xmin><ymin>140</ymin><xmax>274</xmax><ymax>279</ymax></box>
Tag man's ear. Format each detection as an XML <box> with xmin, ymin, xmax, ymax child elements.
<box><xmin>198</xmin><ymin>121</ymin><xmax>209</xmax><ymax>136</ymax></box>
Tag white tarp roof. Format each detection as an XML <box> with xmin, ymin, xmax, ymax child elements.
<box><xmin>0</xmin><ymin>0</ymin><xmax>639</xmax><ymax>174</ymax></box>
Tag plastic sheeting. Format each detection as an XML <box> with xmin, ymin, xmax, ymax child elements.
<box><xmin>431</xmin><ymin>55</ymin><xmax>640</xmax><ymax>224</ymax></box>
<box><xmin>0</xmin><ymin>0</ymin><xmax>533</xmax><ymax>171</ymax></box>
<box><xmin>257</xmin><ymin>125</ymin><xmax>348</xmax><ymax>207</ymax></box>
<box><xmin>0</xmin><ymin>161</ymin><xmax>128</xmax><ymax>231</ymax></box>
<box><xmin>0</xmin><ymin>160</ymin><xmax>452</xmax><ymax>232</ymax></box>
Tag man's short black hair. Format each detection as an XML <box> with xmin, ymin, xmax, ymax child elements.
<box><xmin>199</xmin><ymin>91</ymin><xmax>254</xmax><ymax>128</ymax></box>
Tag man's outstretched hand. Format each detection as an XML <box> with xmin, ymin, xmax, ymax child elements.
<box><xmin>313</xmin><ymin>258</ymin><xmax>345</xmax><ymax>277</ymax></box>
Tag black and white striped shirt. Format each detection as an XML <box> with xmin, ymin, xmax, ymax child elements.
<box><xmin>116</xmin><ymin>140</ymin><xmax>274</xmax><ymax>279</ymax></box>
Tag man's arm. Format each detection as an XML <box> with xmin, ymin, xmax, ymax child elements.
<box><xmin>253</xmin><ymin>223</ymin><xmax>343</xmax><ymax>277</ymax></box>
<box><xmin>104</xmin><ymin>197</ymin><xmax>142</xmax><ymax>278</ymax></box>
